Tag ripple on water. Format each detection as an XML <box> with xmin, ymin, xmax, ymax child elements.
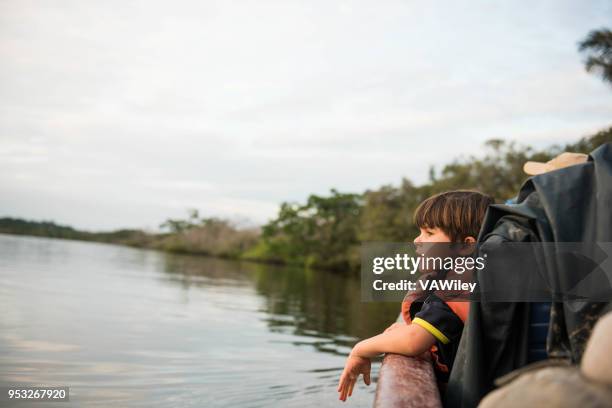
<box><xmin>0</xmin><ymin>235</ymin><xmax>384</xmax><ymax>407</ymax></box>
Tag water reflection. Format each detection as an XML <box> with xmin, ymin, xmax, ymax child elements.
<box><xmin>161</xmin><ymin>253</ymin><xmax>399</xmax><ymax>356</ymax></box>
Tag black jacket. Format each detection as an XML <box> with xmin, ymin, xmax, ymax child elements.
<box><xmin>445</xmin><ymin>143</ymin><xmax>612</xmax><ymax>408</ymax></box>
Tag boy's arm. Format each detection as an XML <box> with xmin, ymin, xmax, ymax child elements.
<box><xmin>337</xmin><ymin>323</ymin><xmax>437</xmax><ymax>401</ymax></box>
<box><xmin>350</xmin><ymin>323</ymin><xmax>436</xmax><ymax>358</ymax></box>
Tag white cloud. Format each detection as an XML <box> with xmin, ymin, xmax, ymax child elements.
<box><xmin>0</xmin><ymin>0</ymin><xmax>611</xmax><ymax>230</ymax></box>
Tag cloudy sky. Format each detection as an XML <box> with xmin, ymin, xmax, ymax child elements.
<box><xmin>1</xmin><ymin>0</ymin><xmax>611</xmax><ymax>231</ymax></box>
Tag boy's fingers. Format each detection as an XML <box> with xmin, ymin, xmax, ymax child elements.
<box><xmin>341</xmin><ymin>375</ymin><xmax>356</xmax><ymax>401</ymax></box>
<box><xmin>340</xmin><ymin>383</ymin><xmax>348</xmax><ymax>401</ymax></box>
<box><xmin>339</xmin><ymin>379</ymin><xmax>348</xmax><ymax>401</ymax></box>
<box><xmin>364</xmin><ymin>372</ymin><xmax>371</xmax><ymax>386</ymax></box>
<box><xmin>337</xmin><ymin>371</ymin><xmax>347</xmax><ymax>392</ymax></box>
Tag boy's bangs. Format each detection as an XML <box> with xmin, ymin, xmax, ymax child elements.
<box><xmin>413</xmin><ymin>190</ymin><xmax>493</xmax><ymax>242</ymax></box>
<box><xmin>414</xmin><ymin>196</ymin><xmax>447</xmax><ymax>230</ymax></box>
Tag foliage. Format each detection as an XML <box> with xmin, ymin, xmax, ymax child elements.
<box><xmin>257</xmin><ymin>128</ymin><xmax>612</xmax><ymax>272</ymax></box>
<box><xmin>579</xmin><ymin>28</ymin><xmax>612</xmax><ymax>86</ymax></box>
<box><xmin>157</xmin><ymin>211</ymin><xmax>259</xmax><ymax>258</ymax></box>
<box><xmin>258</xmin><ymin>189</ymin><xmax>362</xmax><ymax>270</ymax></box>
<box><xmin>0</xmin><ymin>217</ymin><xmax>147</xmax><ymax>245</ymax></box>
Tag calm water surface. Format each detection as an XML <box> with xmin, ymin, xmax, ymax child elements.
<box><xmin>0</xmin><ymin>234</ymin><xmax>398</xmax><ymax>407</ymax></box>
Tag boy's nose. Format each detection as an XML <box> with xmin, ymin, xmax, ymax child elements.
<box><xmin>413</xmin><ymin>235</ymin><xmax>421</xmax><ymax>244</ymax></box>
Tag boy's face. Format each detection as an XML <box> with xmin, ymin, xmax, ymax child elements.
<box><xmin>413</xmin><ymin>227</ymin><xmax>453</xmax><ymax>266</ymax></box>
<box><xmin>414</xmin><ymin>227</ymin><xmax>451</xmax><ymax>243</ymax></box>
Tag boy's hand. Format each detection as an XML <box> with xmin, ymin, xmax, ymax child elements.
<box><xmin>383</xmin><ymin>322</ymin><xmax>405</xmax><ymax>333</ymax></box>
<box><xmin>337</xmin><ymin>355</ymin><xmax>371</xmax><ymax>402</ymax></box>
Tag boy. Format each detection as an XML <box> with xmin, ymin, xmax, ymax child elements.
<box><xmin>337</xmin><ymin>190</ymin><xmax>493</xmax><ymax>402</ymax></box>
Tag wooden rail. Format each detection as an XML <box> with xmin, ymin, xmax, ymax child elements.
<box><xmin>373</xmin><ymin>351</ymin><xmax>442</xmax><ymax>408</ymax></box>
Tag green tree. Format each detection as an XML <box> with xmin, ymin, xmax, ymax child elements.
<box><xmin>579</xmin><ymin>28</ymin><xmax>612</xmax><ymax>86</ymax></box>
<box><xmin>359</xmin><ymin>180</ymin><xmax>425</xmax><ymax>242</ymax></box>
<box><xmin>262</xmin><ymin>189</ymin><xmax>362</xmax><ymax>270</ymax></box>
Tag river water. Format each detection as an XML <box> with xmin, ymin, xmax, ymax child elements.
<box><xmin>0</xmin><ymin>234</ymin><xmax>399</xmax><ymax>407</ymax></box>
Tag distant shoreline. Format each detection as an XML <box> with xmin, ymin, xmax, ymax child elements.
<box><xmin>3</xmin><ymin>129</ymin><xmax>611</xmax><ymax>275</ymax></box>
<box><xmin>0</xmin><ymin>227</ymin><xmax>293</xmax><ymax>269</ymax></box>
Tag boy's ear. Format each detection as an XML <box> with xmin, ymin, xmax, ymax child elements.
<box><xmin>457</xmin><ymin>236</ymin><xmax>476</xmax><ymax>255</ymax></box>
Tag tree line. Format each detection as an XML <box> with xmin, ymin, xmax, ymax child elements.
<box><xmin>245</xmin><ymin>129</ymin><xmax>612</xmax><ymax>272</ymax></box>
<box><xmin>2</xmin><ymin>127</ymin><xmax>610</xmax><ymax>274</ymax></box>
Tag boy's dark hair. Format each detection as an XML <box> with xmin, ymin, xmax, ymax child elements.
<box><xmin>414</xmin><ymin>190</ymin><xmax>494</xmax><ymax>242</ymax></box>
